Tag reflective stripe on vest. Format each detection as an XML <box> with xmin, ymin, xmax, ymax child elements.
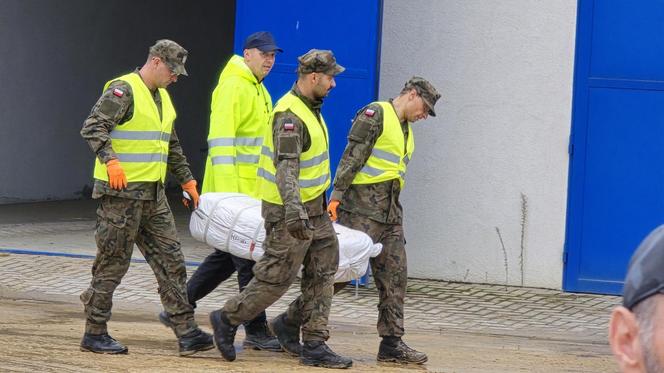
<box><xmin>93</xmin><ymin>73</ymin><xmax>176</xmax><ymax>183</ymax></box>
<box><xmin>257</xmin><ymin>92</ymin><xmax>331</xmax><ymax>204</ymax></box>
<box><xmin>258</xmin><ymin>165</ymin><xmax>330</xmax><ymax>188</ymax></box>
<box><xmin>352</xmin><ymin>101</ymin><xmax>414</xmax><ymax>189</ymax></box>
<box><xmin>208</xmin><ymin>136</ymin><xmax>264</xmax><ymax>165</ymax></box>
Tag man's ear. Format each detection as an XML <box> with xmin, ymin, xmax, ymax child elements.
<box><xmin>409</xmin><ymin>88</ymin><xmax>418</xmax><ymax>101</ymax></box>
<box><xmin>609</xmin><ymin>306</ymin><xmax>642</xmax><ymax>372</ymax></box>
<box><xmin>150</xmin><ymin>56</ymin><xmax>161</xmax><ymax>69</ymax></box>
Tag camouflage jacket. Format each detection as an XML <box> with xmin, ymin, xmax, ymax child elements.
<box><xmin>262</xmin><ymin>84</ymin><xmax>327</xmax><ymax>223</ymax></box>
<box><xmin>80</xmin><ymin>70</ymin><xmax>193</xmax><ymax>200</ymax></box>
<box><xmin>330</xmin><ymin>101</ymin><xmax>408</xmax><ymax>225</ymax></box>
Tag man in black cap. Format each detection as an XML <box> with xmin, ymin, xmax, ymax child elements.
<box><xmin>609</xmin><ymin>225</ymin><xmax>664</xmax><ymax>372</ymax></box>
<box><xmin>208</xmin><ymin>49</ymin><xmax>352</xmax><ymax>369</ymax></box>
<box><xmin>158</xmin><ymin>32</ymin><xmax>282</xmax><ymax>351</ymax></box>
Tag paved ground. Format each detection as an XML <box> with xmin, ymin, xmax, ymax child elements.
<box><xmin>0</xmin><ymin>198</ymin><xmax>621</xmax><ymax>372</ymax></box>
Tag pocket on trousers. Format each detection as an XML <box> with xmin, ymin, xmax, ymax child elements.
<box><xmin>253</xmin><ymin>224</ymin><xmax>294</xmax><ymax>284</ymax></box>
<box><xmin>96</xmin><ymin>204</ymin><xmax>130</xmax><ymax>256</ymax></box>
<box><xmin>99</xmin><ymin>204</ymin><xmax>128</xmax><ymax>229</ymax></box>
<box><xmin>80</xmin><ymin>288</ymin><xmax>93</xmax><ymax>305</ymax></box>
<box><xmin>263</xmin><ymin>223</ymin><xmax>291</xmax><ymax>258</ymax></box>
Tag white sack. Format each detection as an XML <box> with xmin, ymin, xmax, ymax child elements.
<box><xmin>190</xmin><ymin>192</ymin><xmax>382</xmax><ymax>282</ymax></box>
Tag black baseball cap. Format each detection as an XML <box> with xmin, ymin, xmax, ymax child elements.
<box><xmin>623</xmin><ymin>224</ymin><xmax>664</xmax><ymax>309</ymax></box>
<box><xmin>243</xmin><ymin>31</ymin><xmax>283</xmax><ymax>53</ymax></box>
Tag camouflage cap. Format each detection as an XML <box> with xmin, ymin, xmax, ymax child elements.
<box><xmin>149</xmin><ymin>39</ymin><xmax>188</xmax><ymax>76</ymax></box>
<box><xmin>404</xmin><ymin>77</ymin><xmax>441</xmax><ymax>116</ymax></box>
<box><xmin>297</xmin><ymin>49</ymin><xmax>345</xmax><ymax>76</ymax></box>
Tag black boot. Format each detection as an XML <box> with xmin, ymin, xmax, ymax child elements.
<box><xmin>268</xmin><ymin>313</ymin><xmax>302</xmax><ymax>356</ymax></box>
<box><xmin>377</xmin><ymin>336</ymin><xmax>427</xmax><ymax>364</ymax></box>
<box><xmin>158</xmin><ymin>310</ymin><xmax>174</xmax><ymax>330</ymax></box>
<box><xmin>80</xmin><ymin>333</ymin><xmax>128</xmax><ymax>354</ymax></box>
<box><xmin>209</xmin><ymin>310</ymin><xmax>238</xmax><ymax>361</ymax></box>
<box><xmin>243</xmin><ymin>320</ymin><xmax>282</xmax><ymax>352</ymax></box>
<box><xmin>301</xmin><ymin>341</ymin><xmax>352</xmax><ymax>369</ymax></box>
<box><xmin>178</xmin><ymin>328</ymin><xmax>215</xmax><ymax>356</ymax></box>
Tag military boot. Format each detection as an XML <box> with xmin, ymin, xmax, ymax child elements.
<box><xmin>377</xmin><ymin>336</ymin><xmax>428</xmax><ymax>364</ymax></box>
<box><xmin>209</xmin><ymin>310</ymin><xmax>238</xmax><ymax>361</ymax></box>
<box><xmin>301</xmin><ymin>341</ymin><xmax>353</xmax><ymax>369</ymax></box>
<box><xmin>268</xmin><ymin>313</ymin><xmax>302</xmax><ymax>356</ymax></box>
<box><xmin>80</xmin><ymin>333</ymin><xmax>128</xmax><ymax>354</ymax></box>
<box><xmin>178</xmin><ymin>328</ymin><xmax>215</xmax><ymax>356</ymax></box>
<box><xmin>243</xmin><ymin>320</ymin><xmax>282</xmax><ymax>352</ymax></box>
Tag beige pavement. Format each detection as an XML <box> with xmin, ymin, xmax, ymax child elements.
<box><xmin>0</xmin><ymin>198</ymin><xmax>619</xmax><ymax>372</ymax></box>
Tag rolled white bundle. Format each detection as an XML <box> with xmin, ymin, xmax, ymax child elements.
<box><xmin>190</xmin><ymin>192</ymin><xmax>382</xmax><ymax>283</ymax></box>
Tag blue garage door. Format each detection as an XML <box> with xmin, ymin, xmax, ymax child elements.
<box><xmin>564</xmin><ymin>0</ymin><xmax>664</xmax><ymax>294</ymax></box>
<box><xmin>233</xmin><ymin>0</ymin><xmax>383</xmax><ymax>182</ymax></box>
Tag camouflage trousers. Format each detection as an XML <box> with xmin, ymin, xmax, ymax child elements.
<box><xmin>222</xmin><ymin>214</ymin><xmax>339</xmax><ymax>341</ymax></box>
<box><xmin>338</xmin><ymin>210</ymin><xmax>407</xmax><ymax>338</ymax></box>
<box><xmin>80</xmin><ymin>193</ymin><xmax>197</xmax><ymax>337</ymax></box>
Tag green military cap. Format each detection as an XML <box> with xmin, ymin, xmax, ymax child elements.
<box><xmin>149</xmin><ymin>39</ymin><xmax>188</xmax><ymax>76</ymax></box>
<box><xmin>297</xmin><ymin>49</ymin><xmax>345</xmax><ymax>76</ymax></box>
<box><xmin>404</xmin><ymin>77</ymin><xmax>441</xmax><ymax>116</ymax></box>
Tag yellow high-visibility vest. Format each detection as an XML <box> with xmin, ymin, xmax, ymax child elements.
<box><xmin>202</xmin><ymin>55</ymin><xmax>272</xmax><ymax>196</ymax></box>
<box><xmin>352</xmin><ymin>101</ymin><xmax>414</xmax><ymax>189</ymax></box>
<box><xmin>93</xmin><ymin>73</ymin><xmax>176</xmax><ymax>183</ymax></box>
<box><xmin>257</xmin><ymin>92</ymin><xmax>331</xmax><ymax>204</ymax></box>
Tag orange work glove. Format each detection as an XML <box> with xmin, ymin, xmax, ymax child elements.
<box><xmin>106</xmin><ymin>159</ymin><xmax>127</xmax><ymax>190</ymax></box>
<box><xmin>327</xmin><ymin>199</ymin><xmax>340</xmax><ymax>221</ymax></box>
<box><xmin>181</xmin><ymin>179</ymin><xmax>199</xmax><ymax>209</ymax></box>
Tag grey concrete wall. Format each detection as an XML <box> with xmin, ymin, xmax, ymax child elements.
<box><xmin>380</xmin><ymin>0</ymin><xmax>577</xmax><ymax>288</ymax></box>
<box><xmin>0</xmin><ymin>0</ymin><xmax>235</xmax><ymax>203</ymax></box>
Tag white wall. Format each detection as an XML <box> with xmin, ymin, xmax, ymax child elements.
<box><xmin>380</xmin><ymin>0</ymin><xmax>577</xmax><ymax>289</ymax></box>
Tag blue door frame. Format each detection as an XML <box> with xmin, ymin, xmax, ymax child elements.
<box><xmin>564</xmin><ymin>0</ymin><xmax>664</xmax><ymax>294</ymax></box>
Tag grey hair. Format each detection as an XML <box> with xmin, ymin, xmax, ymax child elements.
<box><xmin>633</xmin><ymin>294</ymin><xmax>663</xmax><ymax>373</ymax></box>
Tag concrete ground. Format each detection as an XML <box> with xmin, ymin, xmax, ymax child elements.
<box><xmin>0</xmin><ymin>198</ymin><xmax>620</xmax><ymax>372</ymax></box>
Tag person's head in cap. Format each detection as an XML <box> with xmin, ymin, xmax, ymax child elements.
<box><xmin>392</xmin><ymin>77</ymin><xmax>441</xmax><ymax>123</ymax></box>
<box><xmin>295</xmin><ymin>49</ymin><xmax>345</xmax><ymax>100</ymax></box>
<box><xmin>609</xmin><ymin>225</ymin><xmax>664</xmax><ymax>373</ymax></box>
<box><xmin>141</xmin><ymin>39</ymin><xmax>188</xmax><ymax>90</ymax></box>
<box><xmin>243</xmin><ymin>31</ymin><xmax>282</xmax><ymax>81</ymax></box>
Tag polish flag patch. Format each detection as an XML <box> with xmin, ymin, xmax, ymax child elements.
<box><xmin>112</xmin><ymin>88</ymin><xmax>124</xmax><ymax>97</ymax></box>
<box><xmin>284</xmin><ymin>123</ymin><xmax>295</xmax><ymax>131</ymax></box>
<box><xmin>364</xmin><ymin>109</ymin><xmax>375</xmax><ymax>117</ymax></box>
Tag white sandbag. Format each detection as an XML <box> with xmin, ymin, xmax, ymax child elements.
<box><xmin>333</xmin><ymin>222</ymin><xmax>382</xmax><ymax>282</ymax></box>
<box><xmin>190</xmin><ymin>192</ymin><xmax>382</xmax><ymax>283</ymax></box>
<box><xmin>190</xmin><ymin>193</ymin><xmax>266</xmax><ymax>261</ymax></box>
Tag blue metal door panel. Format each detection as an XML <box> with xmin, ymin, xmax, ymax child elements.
<box><xmin>233</xmin><ymin>0</ymin><xmax>383</xmax><ymax>183</ymax></box>
<box><xmin>564</xmin><ymin>0</ymin><xmax>664</xmax><ymax>294</ymax></box>
<box><xmin>590</xmin><ymin>2</ymin><xmax>664</xmax><ymax>81</ymax></box>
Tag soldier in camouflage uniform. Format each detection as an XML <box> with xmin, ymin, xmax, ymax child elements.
<box><xmin>79</xmin><ymin>40</ymin><xmax>213</xmax><ymax>356</ymax></box>
<box><xmin>209</xmin><ymin>50</ymin><xmax>353</xmax><ymax>369</ymax></box>
<box><xmin>325</xmin><ymin>77</ymin><xmax>441</xmax><ymax>364</ymax></box>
